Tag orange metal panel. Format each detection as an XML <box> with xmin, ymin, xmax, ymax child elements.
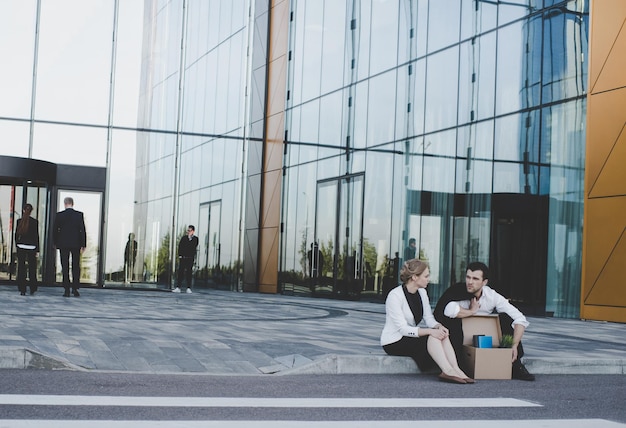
<box><xmin>581</xmin><ymin>305</ymin><xmax>626</xmax><ymax>324</ymax></box>
<box><xmin>258</xmin><ymin>226</ymin><xmax>279</xmax><ymax>287</ymax></box>
<box><xmin>582</xmin><ymin>195</ymin><xmax>626</xmax><ymax>299</ymax></box>
<box><xmin>588</xmin><ymin>125</ymin><xmax>626</xmax><ymax>198</ymax></box>
<box><xmin>582</xmin><ymin>0</ymin><xmax>626</xmax><ymax>324</ymax></box>
<box><xmin>267</xmin><ymin>56</ymin><xmax>287</xmax><ymax>118</ymax></box>
<box><xmin>269</xmin><ymin>0</ymin><xmax>289</xmax><ymax>63</ymax></box>
<box><xmin>591</xmin><ymin>26</ymin><xmax>626</xmax><ymax>94</ymax></box>
<box><xmin>264</xmin><ymin>113</ymin><xmax>285</xmax><ymax>172</ymax></box>
<box><xmin>588</xmin><ymin>0</ymin><xmax>626</xmax><ymax>91</ymax></box>
<box><xmin>261</xmin><ymin>169</ymin><xmax>282</xmax><ymax>229</ymax></box>
<box><xmin>585</xmin><ymin>90</ymin><xmax>626</xmax><ymax>188</ymax></box>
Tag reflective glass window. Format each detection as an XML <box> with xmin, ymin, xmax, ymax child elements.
<box><xmin>425</xmin><ymin>129</ymin><xmax>456</xmax><ymax>158</ymax></box>
<box><xmin>406</xmin><ymin>138</ymin><xmax>424</xmax><ymax>191</ymax></box>
<box><xmin>112</xmin><ymin>1</ymin><xmax>144</xmax><ymax>128</ymax></box>
<box><xmin>427</xmin><ymin>0</ymin><xmax>460</xmax><ymax>53</ymax></box>
<box><xmin>458</xmin><ymin>33</ymin><xmax>496</xmax><ymax>124</ymax></box>
<box><xmin>300</xmin><ymin>0</ymin><xmax>323</xmax><ymax>103</ymax></box>
<box><xmin>226</xmin><ymin>31</ymin><xmax>245</xmax><ymax>133</ymax></box>
<box><xmin>493</xmin><ymin>161</ymin><xmax>539</xmax><ymax>194</ymax></box>
<box><xmin>423</xmin><ymin>157</ymin><xmax>455</xmax><ymax>193</ymax></box>
<box><xmin>425</xmin><ymin>47</ymin><xmax>459</xmax><ymax>133</ymax></box>
<box><xmin>395</xmin><ymin>66</ymin><xmax>408</xmax><ymax>141</ymax></box>
<box><xmin>460</xmin><ymin>0</ymin><xmax>497</xmax><ymax>40</ymax></box>
<box><xmin>363</xmin><ymin>151</ymin><xmax>395</xmax><ymax>271</ymax></box>
<box><xmin>542</xmin><ymin>6</ymin><xmax>588</xmax><ymax>104</ymax></box>
<box><xmin>105</xmin><ymin>129</ymin><xmax>140</xmax><ymax>279</ymax></box>
<box><xmin>352</xmin><ymin>81</ymin><xmax>369</xmax><ymax>149</ymax></box>
<box><xmin>411</xmin><ymin>59</ymin><xmax>426</xmax><ymax>137</ymax></box>
<box><xmin>320</xmin><ymin>0</ymin><xmax>346</xmax><ymax>94</ymax></box>
<box><xmin>367</xmin><ymin>70</ymin><xmax>397</xmax><ymax>146</ymax></box>
<box><xmin>32</xmin><ymin>123</ymin><xmax>107</xmax><ymax>167</ymax></box>
<box><xmin>494</xmin><ymin>110</ymin><xmax>540</xmax><ymax>162</ymax></box>
<box><xmin>319</xmin><ymin>91</ymin><xmax>343</xmax><ymax>147</ymax></box>
<box><xmin>0</xmin><ymin>120</ymin><xmax>30</xmax><ymax>158</ymax></box>
<box><xmin>356</xmin><ymin>0</ymin><xmax>372</xmax><ymax>81</ymax></box>
<box><xmin>459</xmin><ymin>159</ymin><xmax>493</xmax><ymax>194</ymax></box>
<box><xmin>370</xmin><ymin>0</ymin><xmax>399</xmax><ymax>75</ymax></box>
<box><xmin>499</xmin><ymin>0</ymin><xmax>541</xmax><ymax>27</ymax></box>
<box><xmin>299</xmin><ymin>99</ymin><xmax>320</xmax><ymax>146</ymax></box>
<box><xmin>496</xmin><ymin>19</ymin><xmax>542</xmax><ymax>115</ymax></box>
<box><xmin>457</xmin><ymin>120</ymin><xmax>494</xmax><ymax>160</ymax></box>
<box><xmin>0</xmin><ymin>0</ymin><xmax>36</xmax><ymax>119</ymax></box>
<box><xmin>35</xmin><ymin>0</ymin><xmax>114</xmax><ymax>125</ymax></box>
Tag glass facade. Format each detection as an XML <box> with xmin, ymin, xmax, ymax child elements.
<box><xmin>280</xmin><ymin>0</ymin><xmax>588</xmax><ymax>318</ymax></box>
<box><xmin>0</xmin><ymin>0</ymin><xmax>588</xmax><ymax>319</ymax></box>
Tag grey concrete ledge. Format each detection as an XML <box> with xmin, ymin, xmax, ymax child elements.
<box><xmin>278</xmin><ymin>354</ymin><xmax>626</xmax><ymax>376</ymax></box>
<box><xmin>524</xmin><ymin>357</ymin><xmax>626</xmax><ymax>375</ymax></box>
<box><xmin>2</xmin><ymin>347</ymin><xmax>624</xmax><ymax>376</ymax></box>
<box><xmin>0</xmin><ymin>347</ymin><xmax>84</xmax><ymax>371</ymax></box>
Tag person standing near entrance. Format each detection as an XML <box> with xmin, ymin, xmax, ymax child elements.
<box><xmin>173</xmin><ymin>225</ymin><xmax>198</xmax><ymax>294</ymax></box>
<box><xmin>54</xmin><ymin>197</ymin><xmax>86</xmax><ymax>297</ymax></box>
<box><xmin>15</xmin><ymin>203</ymin><xmax>40</xmax><ymax>296</ymax></box>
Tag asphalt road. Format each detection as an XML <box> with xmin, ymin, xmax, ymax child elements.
<box><xmin>0</xmin><ymin>370</ymin><xmax>624</xmax><ymax>426</ymax></box>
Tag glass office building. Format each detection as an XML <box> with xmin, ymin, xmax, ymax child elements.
<box><xmin>0</xmin><ymin>0</ymin><xmax>591</xmax><ymax>319</ymax></box>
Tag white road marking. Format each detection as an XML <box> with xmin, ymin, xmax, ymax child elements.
<box><xmin>0</xmin><ymin>419</ymin><xmax>623</xmax><ymax>428</ymax></box>
<box><xmin>0</xmin><ymin>395</ymin><xmax>540</xmax><ymax>408</ymax></box>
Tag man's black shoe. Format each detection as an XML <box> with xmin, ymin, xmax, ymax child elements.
<box><xmin>63</xmin><ymin>291</ymin><xmax>71</xmax><ymax>297</ymax></box>
<box><xmin>73</xmin><ymin>290</ymin><xmax>80</xmax><ymax>297</ymax></box>
<box><xmin>512</xmin><ymin>361</ymin><xmax>535</xmax><ymax>381</ymax></box>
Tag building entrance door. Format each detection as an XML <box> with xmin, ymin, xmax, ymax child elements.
<box><xmin>0</xmin><ymin>184</ymin><xmax>48</xmax><ymax>283</ymax></box>
<box><xmin>314</xmin><ymin>174</ymin><xmax>364</xmax><ymax>298</ymax></box>
<box><xmin>54</xmin><ymin>190</ymin><xmax>102</xmax><ymax>285</ymax></box>
<box><xmin>196</xmin><ymin>200</ymin><xmax>222</xmax><ymax>288</ymax></box>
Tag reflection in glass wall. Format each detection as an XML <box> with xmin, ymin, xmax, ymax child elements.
<box><xmin>280</xmin><ymin>0</ymin><xmax>588</xmax><ymax>317</ymax></box>
<box><xmin>0</xmin><ymin>0</ymin><xmax>591</xmax><ymax>318</ymax></box>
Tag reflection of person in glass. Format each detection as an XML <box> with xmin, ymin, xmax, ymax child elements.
<box><xmin>54</xmin><ymin>197</ymin><xmax>87</xmax><ymax>297</ymax></box>
<box><xmin>15</xmin><ymin>203</ymin><xmax>39</xmax><ymax>296</ymax></box>
<box><xmin>380</xmin><ymin>259</ymin><xmax>474</xmax><ymax>384</ymax></box>
<box><xmin>124</xmin><ymin>233</ymin><xmax>137</xmax><ymax>284</ymax></box>
<box><xmin>404</xmin><ymin>238</ymin><xmax>416</xmax><ymax>261</ymax></box>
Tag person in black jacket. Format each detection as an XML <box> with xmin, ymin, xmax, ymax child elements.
<box><xmin>15</xmin><ymin>204</ymin><xmax>40</xmax><ymax>296</ymax></box>
<box><xmin>434</xmin><ymin>262</ymin><xmax>535</xmax><ymax>381</ymax></box>
<box><xmin>54</xmin><ymin>197</ymin><xmax>87</xmax><ymax>297</ymax></box>
<box><xmin>172</xmin><ymin>225</ymin><xmax>198</xmax><ymax>294</ymax></box>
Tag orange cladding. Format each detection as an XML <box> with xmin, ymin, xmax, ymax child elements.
<box><xmin>582</xmin><ymin>0</ymin><xmax>626</xmax><ymax>322</ymax></box>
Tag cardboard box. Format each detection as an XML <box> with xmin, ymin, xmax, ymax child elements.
<box><xmin>462</xmin><ymin>315</ymin><xmax>512</xmax><ymax>379</ymax></box>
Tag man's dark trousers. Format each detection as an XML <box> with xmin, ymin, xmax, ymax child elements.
<box><xmin>60</xmin><ymin>247</ymin><xmax>81</xmax><ymax>293</ymax></box>
<box><xmin>177</xmin><ymin>257</ymin><xmax>194</xmax><ymax>288</ymax></box>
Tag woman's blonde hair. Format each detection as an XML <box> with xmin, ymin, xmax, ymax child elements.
<box><xmin>399</xmin><ymin>258</ymin><xmax>429</xmax><ymax>284</ymax></box>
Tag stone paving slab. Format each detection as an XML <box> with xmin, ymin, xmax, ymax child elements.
<box><xmin>0</xmin><ymin>285</ymin><xmax>625</xmax><ymax>376</ymax></box>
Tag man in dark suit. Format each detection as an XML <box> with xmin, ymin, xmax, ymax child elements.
<box><xmin>54</xmin><ymin>197</ymin><xmax>87</xmax><ymax>297</ymax></box>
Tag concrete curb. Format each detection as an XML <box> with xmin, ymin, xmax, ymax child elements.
<box><xmin>524</xmin><ymin>357</ymin><xmax>626</xmax><ymax>375</ymax></box>
<box><xmin>278</xmin><ymin>354</ymin><xmax>626</xmax><ymax>376</ymax></box>
<box><xmin>2</xmin><ymin>347</ymin><xmax>625</xmax><ymax>376</ymax></box>
<box><xmin>0</xmin><ymin>347</ymin><xmax>84</xmax><ymax>371</ymax></box>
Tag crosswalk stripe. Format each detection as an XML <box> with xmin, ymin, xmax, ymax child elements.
<box><xmin>0</xmin><ymin>419</ymin><xmax>623</xmax><ymax>428</ymax></box>
<box><xmin>0</xmin><ymin>395</ymin><xmax>540</xmax><ymax>408</ymax></box>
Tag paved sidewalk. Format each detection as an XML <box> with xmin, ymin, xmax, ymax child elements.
<box><xmin>0</xmin><ymin>286</ymin><xmax>625</xmax><ymax>376</ymax></box>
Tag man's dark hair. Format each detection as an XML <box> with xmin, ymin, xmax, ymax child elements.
<box><xmin>188</xmin><ymin>225</ymin><xmax>195</xmax><ymax>231</ymax></box>
<box><xmin>467</xmin><ymin>261</ymin><xmax>489</xmax><ymax>280</ymax></box>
